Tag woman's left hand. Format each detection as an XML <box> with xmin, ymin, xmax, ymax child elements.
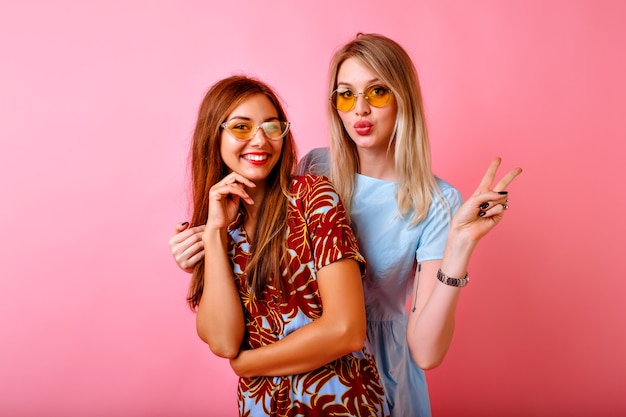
<box><xmin>450</xmin><ymin>157</ymin><xmax>523</xmax><ymax>243</ymax></box>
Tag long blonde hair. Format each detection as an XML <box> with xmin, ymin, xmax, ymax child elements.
<box><xmin>186</xmin><ymin>76</ymin><xmax>297</xmax><ymax>309</ymax></box>
<box><xmin>327</xmin><ymin>33</ymin><xmax>445</xmax><ymax>224</ymax></box>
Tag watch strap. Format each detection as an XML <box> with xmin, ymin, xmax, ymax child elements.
<box><xmin>437</xmin><ymin>268</ymin><xmax>469</xmax><ymax>287</ymax></box>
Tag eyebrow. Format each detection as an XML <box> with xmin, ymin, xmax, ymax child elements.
<box><xmin>336</xmin><ymin>79</ymin><xmax>385</xmax><ymax>89</ymax></box>
<box><xmin>227</xmin><ymin>115</ymin><xmax>280</xmax><ymax>122</ymax></box>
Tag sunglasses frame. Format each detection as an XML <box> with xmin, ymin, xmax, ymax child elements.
<box><xmin>330</xmin><ymin>85</ymin><xmax>394</xmax><ymax>112</ymax></box>
<box><xmin>220</xmin><ymin>120</ymin><xmax>291</xmax><ymax>141</ymax></box>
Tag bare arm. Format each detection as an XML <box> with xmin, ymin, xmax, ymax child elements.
<box><xmin>195</xmin><ymin>227</ymin><xmax>245</xmax><ymax>358</ymax></box>
<box><xmin>407</xmin><ymin>157</ymin><xmax>522</xmax><ymax>369</ymax></box>
<box><xmin>194</xmin><ymin>173</ymin><xmax>256</xmax><ymax>358</ymax></box>
<box><xmin>228</xmin><ymin>258</ymin><xmax>367</xmax><ymax>377</ymax></box>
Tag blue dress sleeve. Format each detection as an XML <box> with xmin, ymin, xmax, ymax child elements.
<box><xmin>415</xmin><ymin>180</ymin><xmax>464</xmax><ymax>262</ymax></box>
<box><xmin>296</xmin><ymin>147</ymin><xmax>330</xmax><ymax>176</ymax></box>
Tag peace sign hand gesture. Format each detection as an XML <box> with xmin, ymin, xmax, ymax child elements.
<box><xmin>450</xmin><ymin>157</ymin><xmax>523</xmax><ymax>244</ymax></box>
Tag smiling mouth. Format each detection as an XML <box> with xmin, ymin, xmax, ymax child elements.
<box><xmin>243</xmin><ymin>154</ymin><xmax>269</xmax><ymax>162</ymax></box>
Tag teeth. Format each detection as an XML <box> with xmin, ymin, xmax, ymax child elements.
<box><xmin>244</xmin><ymin>154</ymin><xmax>268</xmax><ymax>161</ymax></box>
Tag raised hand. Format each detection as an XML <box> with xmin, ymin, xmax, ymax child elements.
<box><xmin>450</xmin><ymin>157</ymin><xmax>523</xmax><ymax>243</ymax></box>
<box><xmin>206</xmin><ymin>173</ymin><xmax>256</xmax><ymax>231</ymax></box>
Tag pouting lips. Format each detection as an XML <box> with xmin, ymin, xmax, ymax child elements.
<box><xmin>354</xmin><ymin>120</ymin><xmax>373</xmax><ymax>135</ymax></box>
<box><xmin>354</xmin><ymin>120</ymin><xmax>372</xmax><ymax>129</ymax></box>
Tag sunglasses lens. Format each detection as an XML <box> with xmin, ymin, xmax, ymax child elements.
<box><xmin>262</xmin><ymin>121</ymin><xmax>289</xmax><ymax>139</ymax></box>
<box><xmin>331</xmin><ymin>86</ymin><xmax>393</xmax><ymax>111</ymax></box>
<box><xmin>332</xmin><ymin>90</ymin><xmax>355</xmax><ymax>112</ymax></box>
<box><xmin>365</xmin><ymin>86</ymin><xmax>392</xmax><ymax>108</ymax></box>
<box><xmin>224</xmin><ymin>121</ymin><xmax>289</xmax><ymax>140</ymax></box>
<box><xmin>224</xmin><ymin>121</ymin><xmax>254</xmax><ymax>140</ymax></box>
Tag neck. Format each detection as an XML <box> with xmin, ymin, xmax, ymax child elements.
<box><xmin>244</xmin><ymin>183</ymin><xmax>265</xmax><ymax>219</ymax></box>
<box><xmin>241</xmin><ymin>182</ymin><xmax>268</xmax><ymax>241</ymax></box>
<box><xmin>357</xmin><ymin>147</ymin><xmax>396</xmax><ymax>180</ymax></box>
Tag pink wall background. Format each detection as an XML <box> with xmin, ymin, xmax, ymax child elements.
<box><xmin>1</xmin><ymin>1</ymin><xmax>625</xmax><ymax>416</ymax></box>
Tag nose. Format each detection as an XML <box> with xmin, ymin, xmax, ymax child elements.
<box><xmin>354</xmin><ymin>93</ymin><xmax>371</xmax><ymax>116</ymax></box>
<box><xmin>249</xmin><ymin>125</ymin><xmax>269</xmax><ymax>145</ymax></box>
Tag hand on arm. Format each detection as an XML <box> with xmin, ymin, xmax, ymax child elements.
<box><xmin>195</xmin><ymin>174</ymin><xmax>256</xmax><ymax>358</ymax></box>
<box><xmin>228</xmin><ymin>258</ymin><xmax>367</xmax><ymax>378</ymax></box>
<box><xmin>169</xmin><ymin>222</ymin><xmax>205</xmax><ymax>273</ymax></box>
<box><xmin>407</xmin><ymin>157</ymin><xmax>522</xmax><ymax>369</ymax></box>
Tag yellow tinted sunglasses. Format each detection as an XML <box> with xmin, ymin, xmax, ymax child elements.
<box><xmin>330</xmin><ymin>85</ymin><xmax>393</xmax><ymax>112</ymax></box>
<box><xmin>221</xmin><ymin>120</ymin><xmax>290</xmax><ymax>141</ymax></box>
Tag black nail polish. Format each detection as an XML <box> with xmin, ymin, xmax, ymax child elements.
<box><xmin>479</xmin><ymin>211</ymin><xmax>486</xmax><ymax>217</ymax></box>
<box><xmin>480</xmin><ymin>202</ymin><xmax>489</xmax><ymax>210</ymax></box>
<box><xmin>181</xmin><ymin>221</ymin><xmax>189</xmax><ymax>226</ymax></box>
<box><xmin>498</xmin><ymin>191</ymin><xmax>508</xmax><ymax>195</ymax></box>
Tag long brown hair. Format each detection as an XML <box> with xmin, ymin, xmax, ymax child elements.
<box><xmin>327</xmin><ymin>33</ymin><xmax>447</xmax><ymax>224</ymax></box>
<box><xmin>186</xmin><ymin>75</ymin><xmax>298</xmax><ymax>310</ymax></box>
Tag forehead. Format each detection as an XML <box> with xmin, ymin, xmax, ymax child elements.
<box><xmin>227</xmin><ymin>93</ymin><xmax>279</xmax><ymax>120</ymax></box>
<box><xmin>337</xmin><ymin>57</ymin><xmax>379</xmax><ymax>86</ymax></box>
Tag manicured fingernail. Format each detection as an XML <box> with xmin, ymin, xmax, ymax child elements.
<box><xmin>498</xmin><ymin>191</ymin><xmax>508</xmax><ymax>195</ymax></box>
<box><xmin>479</xmin><ymin>211</ymin><xmax>486</xmax><ymax>217</ymax></box>
<box><xmin>480</xmin><ymin>202</ymin><xmax>489</xmax><ymax>210</ymax></box>
<box><xmin>181</xmin><ymin>221</ymin><xmax>189</xmax><ymax>226</ymax></box>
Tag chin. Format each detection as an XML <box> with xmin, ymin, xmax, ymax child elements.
<box><xmin>352</xmin><ymin>138</ymin><xmax>387</xmax><ymax>150</ymax></box>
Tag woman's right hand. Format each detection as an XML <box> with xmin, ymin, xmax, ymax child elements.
<box><xmin>206</xmin><ymin>173</ymin><xmax>255</xmax><ymax>231</ymax></box>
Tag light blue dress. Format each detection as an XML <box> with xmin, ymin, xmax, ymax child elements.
<box><xmin>298</xmin><ymin>148</ymin><xmax>463</xmax><ymax>417</ymax></box>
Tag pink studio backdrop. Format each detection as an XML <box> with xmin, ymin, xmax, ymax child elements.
<box><xmin>1</xmin><ymin>1</ymin><xmax>625</xmax><ymax>416</ymax></box>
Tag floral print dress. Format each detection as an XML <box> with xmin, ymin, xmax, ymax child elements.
<box><xmin>228</xmin><ymin>175</ymin><xmax>389</xmax><ymax>417</ymax></box>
